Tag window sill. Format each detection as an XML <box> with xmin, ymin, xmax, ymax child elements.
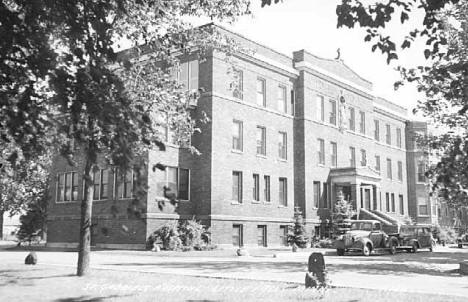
<box><xmin>278</xmin><ymin>205</ymin><xmax>288</xmax><ymax>208</ymax></box>
<box><xmin>256</xmin><ymin>154</ymin><xmax>267</xmax><ymax>159</ymax></box>
<box><xmin>251</xmin><ymin>200</ymin><xmax>261</xmax><ymax>204</ymax></box>
<box><xmin>231</xmin><ymin>201</ymin><xmax>243</xmax><ymax>205</ymax></box>
<box><xmin>231</xmin><ymin>149</ymin><xmax>243</xmax><ymax>154</ymax></box>
<box><xmin>263</xmin><ymin>201</ymin><xmax>272</xmax><ymax>204</ymax></box>
<box><xmin>278</xmin><ymin>158</ymin><xmax>288</xmax><ymax>162</ymax></box>
<box><xmin>55</xmin><ymin>200</ymin><xmax>78</xmax><ymax>204</ymax></box>
<box><xmin>317</xmin><ymin>163</ymin><xmax>325</xmax><ymax>167</ymax></box>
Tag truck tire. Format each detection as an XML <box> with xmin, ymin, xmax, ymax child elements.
<box><xmin>337</xmin><ymin>248</ymin><xmax>345</xmax><ymax>256</ymax></box>
<box><xmin>411</xmin><ymin>242</ymin><xmax>418</xmax><ymax>253</ymax></box>
<box><xmin>362</xmin><ymin>243</ymin><xmax>371</xmax><ymax>256</ymax></box>
<box><xmin>389</xmin><ymin>240</ymin><xmax>397</xmax><ymax>255</ymax></box>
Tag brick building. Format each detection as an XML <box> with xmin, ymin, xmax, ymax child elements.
<box><xmin>46</xmin><ymin>25</ymin><xmax>433</xmax><ymax>249</ymax></box>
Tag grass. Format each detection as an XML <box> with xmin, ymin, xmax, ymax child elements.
<box><xmin>0</xmin><ymin>263</ymin><xmax>465</xmax><ymax>302</ymax></box>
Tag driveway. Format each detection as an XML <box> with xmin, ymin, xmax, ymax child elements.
<box><xmin>1</xmin><ymin>245</ymin><xmax>468</xmax><ymax>297</ymax></box>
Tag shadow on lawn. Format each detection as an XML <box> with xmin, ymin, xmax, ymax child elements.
<box><xmin>103</xmin><ymin>252</ymin><xmax>464</xmax><ymax>278</ymax></box>
<box><xmin>55</xmin><ymin>295</ymin><xmax>126</xmax><ymax>302</ymax></box>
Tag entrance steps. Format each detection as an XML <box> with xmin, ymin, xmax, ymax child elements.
<box><xmin>358</xmin><ymin>208</ymin><xmax>399</xmax><ymax>234</ymax></box>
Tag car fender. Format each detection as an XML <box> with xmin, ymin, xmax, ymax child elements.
<box><xmin>359</xmin><ymin>238</ymin><xmax>373</xmax><ymax>250</ymax></box>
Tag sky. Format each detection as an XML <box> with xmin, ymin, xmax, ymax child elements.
<box><xmin>216</xmin><ymin>0</ymin><xmax>429</xmax><ymax>117</ymax></box>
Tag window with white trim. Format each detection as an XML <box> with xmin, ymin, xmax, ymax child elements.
<box><xmin>56</xmin><ymin>172</ymin><xmax>79</xmax><ymax>202</ymax></box>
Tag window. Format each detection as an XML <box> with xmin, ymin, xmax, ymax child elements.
<box><xmin>253</xmin><ymin>174</ymin><xmax>260</xmax><ymax>201</ymax></box>
<box><xmin>313</xmin><ymin>181</ymin><xmax>320</xmax><ymax>208</ymax></box>
<box><xmin>386</xmin><ymin>124</ymin><xmax>391</xmax><ymax>145</ymax></box>
<box><xmin>359</xmin><ymin>111</ymin><xmax>366</xmax><ymax>134</ymax></box>
<box><xmin>232</xmin><ymin>224</ymin><xmax>243</xmax><ymax>246</ymax></box>
<box><xmin>375</xmin><ymin>155</ymin><xmax>381</xmax><ymax>173</ymax></box>
<box><xmin>396</xmin><ymin>128</ymin><xmax>402</xmax><ymax>148</ymax></box>
<box><xmin>374</xmin><ymin>120</ymin><xmax>380</xmax><ymax>141</ymax></box>
<box><xmin>399</xmin><ymin>195</ymin><xmax>404</xmax><ymax>215</ymax></box>
<box><xmin>419</xmin><ymin>205</ymin><xmax>428</xmax><ymax>216</ymax></box>
<box><xmin>256</xmin><ymin>78</ymin><xmax>266</xmax><ymax>106</ymax></box>
<box><xmin>56</xmin><ymin>172</ymin><xmax>78</xmax><ymax>202</ymax></box>
<box><xmin>232</xmin><ymin>120</ymin><xmax>243</xmax><ymax>151</ymax></box>
<box><xmin>278</xmin><ymin>85</ymin><xmax>287</xmax><ymax>113</ymax></box>
<box><xmin>318</xmin><ymin>138</ymin><xmax>325</xmax><ymax>165</ymax></box>
<box><xmin>330</xmin><ymin>142</ymin><xmax>337</xmax><ymax>167</ymax></box>
<box><xmin>178</xmin><ymin>60</ymin><xmax>199</xmax><ymax>90</ymax></box>
<box><xmin>322</xmin><ymin>182</ymin><xmax>328</xmax><ymax>208</ymax></box>
<box><xmin>386</xmin><ymin>193</ymin><xmax>390</xmax><ymax>212</ymax></box>
<box><xmin>233</xmin><ymin>69</ymin><xmax>243</xmax><ymax>99</ymax></box>
<box><xmin>279</xmin><ymin>178</ymin><xmax>288</xmax><ymax>206</ymax></box>
<box><xmin>257</xmin><ymin>225</ymin><xmax>267</xmax><ymax>247</ymax></box>
<box><xmin>279</xmin><ymin>226</ymin><xmax>288</xmax><ymax>246</ymax></box>
<box><xmin>232</xmin><ymin>171</ymin><xmax>243</xmax><ymax>203</ymax></box>
<box><xmin>386</xmin><ymin>158</ymin><xmax>392</xmax><ymax>180</ymax></box>
<box><xmin>397</xmin><ymin>161</ymin><xmax>403</xmax><ymax>181</ymax></box>
<box><xmin>116</xmin><ymin>168</ymin><xmax>135</xmax><ymax>199</ymax></box>
<box><xmin>329</xmin><ymin>99</ymin><xmax>337</xmax><ymax>125</ymax></box>
<box><xmin>350</xmin><ymin>147</ymin><xmax>356</xmax><ymax>167</ymax></box>
<box><xmin>290</xmin><ymin>90</ymin><xmax>295</xmax><ymax>116</ymax></box>
<box><xmin>349</xmin><ymin>107</ymin><xmax>355</xmax><ymax>131</ymax></box>
<box><xmin>278</xmin><ymin>131</ymin><xmax>287</xmax><ymax>160</ymax></box>
<box><xmin>264</xmin><ymin>175</ymin><xmax>271</xmax><ymax>202</ymax></box>
<box><xmin>417</xmin><ymin>160</ymin><xmax>425</xmax><ymax>182</ymax></box>
<box><xmin>256</xmin><ymin>126</ymin><xmax>266</xmax><ymax>156</ymax></box>
<box><xmin>360</xmin><ymin>149</ymin><xmax>367</xmax><ymax>166</ymax></box>
<box><xmin>156</xmin><ymin>167</ymin><xmax>190</xmax><ymax>200</ymax></box>
<box><xmin>317</xmin><ymin>95</ymin><xmax>325</xmax><ymax>122</ymax></box>
<box><xmin>391</xmin><ymin>193</ymin><xmax>395</xmax><ymax>212</ymax></box>
<box><xmin>93</xmin><ymin>169</ymin><xmax>109</xmax><ymax>200</ymax></box>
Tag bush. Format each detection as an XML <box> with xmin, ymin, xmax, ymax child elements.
<box><xmin>147</xmin><ymin>221</ymin><xmax>182</xmax><ymax>251</ymax></box>
<box><xmin>178</xmin><ymin>219</ymin><xmax>207</xmax><ymax>249</ymax></box>
<box><xmin>147</xmin><ymin>219</ymin><xmax>214</xmax><ymax>251</ymax></box>
<box><xmin>311</xmin><ymin>238</ymin><xmax>334</xmax><ymax>249</ymax></box>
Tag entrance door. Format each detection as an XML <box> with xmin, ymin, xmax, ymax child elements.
<box><xmin>364</xmin><ymin>189</ymin><xmax>371</xmax><ymax>210</ymax></box>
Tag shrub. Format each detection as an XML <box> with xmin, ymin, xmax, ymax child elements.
<box><xmin>178</xmin><ymin>219</ymin><xmax>207</xmax><ymax>249</ymax></box>
<box><xmin>147</xmin><ymin>219</ymin><xmax>214</xmax><ymax>251</ymax></box>
<box><xmin>147</xmin><ymin>221</ymin><xmax>182</xmax><ymax>251</ymax></box>
<box><xmin>311</xmin><ymin>238</ymin><xmax>334</xmax><ymax>249</ymax></box>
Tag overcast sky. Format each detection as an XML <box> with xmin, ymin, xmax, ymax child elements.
<box><xmin>218</xmin><ymin>0</ymin><xmax>428</xmax><ymax>117</ymax></box>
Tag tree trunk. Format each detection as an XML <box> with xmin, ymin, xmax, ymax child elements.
<box><xmin>0</xmin><ymin>210</ymin><xmax>4</xmax><ymax>240</ymax></box>
<box><xmin>77</xmin><ymin>157</ymin><xmax>94</xmax><ymax>276</ymax></box>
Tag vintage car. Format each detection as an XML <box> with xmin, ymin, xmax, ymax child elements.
<box><xmin>335</xmin><ymin>220</ymin><xmax>398</xmax><ymax>256</ymax></box>
<box><xmin>457</xmin><ymin>234</ymin><xmax>468</xmax><ymax>248</ymax></box>
<box><xmin>395</xmin><ymin>225</ymin><xmax>435</xmax><ymax>253</ymax></box>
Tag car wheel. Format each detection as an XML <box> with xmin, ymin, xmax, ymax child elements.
<box><xmin>411</xmin><ymin>242</ymin><xmax>418</xmax><ymax>253</ymax></box>
<box><xmin>389</xmin><ymin>241</ymin><xmax>397</xmax><ymax>255</ymax></box>
<box><xmin>337</xmin><ymin>248</ymin><xmax>345</xmax><ymax>256</ymax></box>
<box><xmin>458</xmin><ymin>243</ymin><xmax>463</xmax><ymax>248</ymax></box>
<box><xmin>362</xmin><ymin>244</ymin><xmax>371</xmax><ymax>256</ymax></box>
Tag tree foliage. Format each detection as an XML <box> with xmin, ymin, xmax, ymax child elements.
<box><xmin>261</xmin><ymin>0</ymin><xmax>458</xmax><ymax>63</ymax></box>
<box><xmin>287</xmin><ymin>208</ymin><xmax>309</xmax><ymax>248</ymax></box>
<box><xmin>1</xmin><ymin>0</ymin><xmax>251</xmax><ymax>275</ymax></box>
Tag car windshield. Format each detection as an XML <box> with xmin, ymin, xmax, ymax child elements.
<box><xmin>350</xmin><ymin>222</ymin><xmax>373</xmax><ymax>231</ymax></box>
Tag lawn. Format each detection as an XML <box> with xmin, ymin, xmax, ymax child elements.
<box><xmin>0</xmin><ymin>263</ymin><xmax>464</xmax><ymax>302</ymax></box>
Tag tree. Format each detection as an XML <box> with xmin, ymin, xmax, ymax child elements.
<box><xmin>16</xmin><ymin>191</ymin><xmax>48</xmax><ymax>245</ymax></box>
<box><xmin>261</xmin><ymin>0</ymin><xmax>457</xmax><ymax>63</ymax></box>
<box><xmin>287</xmin><ymin>208</ymin><xmax>309</xmax><ymax>248</ymax></box>
<box><xmin>332</xmin><ymin>190</ymin><xmax>355</xmax><ymax>237</ymax></box>
<box><xmin>1</xmin><ymin>0</ymin><xmax>251</xmax><ymax>276</ymax></box>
